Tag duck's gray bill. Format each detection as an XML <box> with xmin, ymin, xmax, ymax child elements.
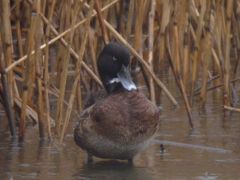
<box><xmin>117</xmin><ymin>65</ymin><xmax>137</xmax><ymax>91</ymax></box>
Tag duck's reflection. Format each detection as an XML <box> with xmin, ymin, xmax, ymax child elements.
<box><xmin>73</xmin><ymin>160</ymin><xmax>152</xmax><ymax>180</ymax></box>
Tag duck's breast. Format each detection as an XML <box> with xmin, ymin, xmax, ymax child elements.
<box><xmin>91</xmin><ymin>90</ymin><xmax>160</xmax><ymax>144</ymax></box>
<box><xmin>74</xmin><ymin>90</ymin><xmax>159</xmax><ymax>159</ymax></box>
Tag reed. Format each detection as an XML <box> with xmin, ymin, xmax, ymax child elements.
<box><xmin>54</xmin><ymin>0</ymin><xmax>77</xmax><ymax>138</ymax></box>
<box><xmin>223</xmin><ymin>0</ymin><xmax>233</xmax><ymax>106</ymax></box>
<box><xmin>95</xmin><ymin>0</ymin><xmax>109</xmax><ymax>44</ymax></box>
<box><xmin>19</xmin><ymin>5</ymin><xmax>38</xmax><ymax>141</ymax></box>
<box><xmin>199</xmin><ymin>0</ymin><xmax>212</xmax><ymax>108</ymax></box>
<box><xmin>224</xmin><ymin>106</ymin><xmax>240</xmax><ymax>113</ymax></box>
<box><xmin>43</xmin><ymin>0</ymin><xmax>56</xmax><ymax>139</ymax></box>
<box><xmin>0</xmin><ymin>0</ymin><xmax>16</xmax><ymax>137</ymax></box>
<box><xmin>190</xmin><ymin>0</ymin><xmax>206</xmax><ymax>105</ymax></box>
<box><xmin>167</xmin><ymin>24</ymin><xmax>194</xmax><ymax>128</ymax></box>
<box><xmin>34</xmin><ymin>0</ymin><xmax>46</xmax><ymax>139</ymax></box>
<box><xmin>0</xmin><ymin>0</ymin><xmax>239</xmax><ymax>142</ymax></box>
<box><xmin>148</xmin><ymin>0</ymin><xmax>156</xmax><ymax>103</ymax></box>
<box><xmin>60</xmin><ymin>0</ymin><xmax>94</xmax><ymax>143</ymax></box>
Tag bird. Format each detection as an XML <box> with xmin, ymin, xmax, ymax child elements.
<box><xmin>74</xmin><ymin>42</ymin><xmax>159</xmax><ymax>163</ymax></box>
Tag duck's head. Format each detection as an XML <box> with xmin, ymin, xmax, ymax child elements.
<box><xmin>97</xmin><ymin>42</ymin><xmax>137</xmax><ymax>94</ymax></box>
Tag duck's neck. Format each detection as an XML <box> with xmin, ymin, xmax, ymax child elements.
<box><xmin>105</xmin><ymin>82</ymin><xmax>123</xmax><ymax>94</ymax></box>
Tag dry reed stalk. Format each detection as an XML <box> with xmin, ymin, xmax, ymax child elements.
<box><xmin>190</xmin><ymin>0</ymin><xmax>206</xmax><ymax>105</ymax></box>
<box><xmin>25</xmin><ymin>6</ymin><xmax>36</xmax><ymax>101</ymax></box>
<box><xmin>180</xmin><ymin>1</ymin><xmax>190</xmax><ymax>86</ymax></box>
<box><xmin>133</xmin><ymin>0</ymin><xmax>144</xmax><ymax>55</ymax></box>
<box><xmin>211</xmin><ymin>48</ymin><xmax>222</xmax><ymax>75</ymax></box>
<box><xmin>142</xmin><ymin>0</ymin><xmax>151</xmax><ymax>25</ymax></box>
<box><xmin>60</xmin><ymin>74</ymin><xmax>80</xmax><ymax>143</ymax></box>
<box><xmin>224</xmin><ymin>106</ymin><xmax>240</xmax><ymax>113</ymax></box>
<box><xmin>223</xmin><ymin>0</ymin><xmax>233</xmax><ymax>106</ymax></box>
<box><xmin>0</xmin><ymin>72</ymin><xmax>16</xmax><ymax>137</ymax></box>
<box><xmin>232</xmin><ymin>13</ymin><xmax>240</xmax><ymax>82</ymax></box>
<box><xmin>42</xmin><ymin>0</ymin><xmax>46</xmax><ymax>14</ymax></box>
<box><xmin>39</xmin><ymin>14</ymin><xmax>103</xmax><ymax>87</ymax></box>
<box><xmin>88</xmin><ymin>29</ymin><xmax>99</xmax><ymax>75</ymax></box>
<box><xmin>104</xmin><ymin>20</ymin><xmax>178</xmax><ymax>106</ymax></box>
<box><xmin>60</xmin><ymin>0</ymin><xmax>94</xmax><ymax>143</ymax></box>
<box><xmin>172</xmin><ymin>24</ymin><xmax>194</xmax><ymax>128</ymax></box>
<box><xmin>102</xmin><ymin>0</ymin><xmax>112</xmax><ymax>18</ymax></box>
<box><xmin>157</xmin><ymin>1</ymin><xmax>168</xmax><ymax>64</ymax></box>
<box><xmin>16</xmin><ymin>0</ymin><xmax>24</xmax><ymax>57</ymax></box>
<box><xmin>215</xmin><ymin>1</ymin><xmax>224</xmax><ymax>69</ymax></box>
<box><xmin>43</xmin><ymin>0</ymin><xmax>56</xmax><ymax>139</ymax></box>
<box><xmin>182</xmin><ymin>28</ymin><xmax>189</xmax><ymax>86</ymax></box>
<box><xmin>34</xmin><ymin>0</ymin><xmax>46</xmax><ymax>139</ymax></box>
<box><xmin>153</xmin><ymin>1</ymin><xmax>170</xmax><ymax>104</ymax></box>
<box><xmin>125</xmin><ymin>0</ymin><xmax>134</xmax><ymax>40</ymax></box>
<box><xmin>5</xmin><ymin>0</ymin><xmax>119</xmax><ymax>78</ymax></box>
<box><xmin>148</xmin><ymin>0</ymin><xmax>156</xmax><ymax>103</ymax></box>
<box><xmin>19</xmin><ymin>9</ymin><xmax>37</xmax><ymax>141</ymax></box>
<box><xmin>115</xmin><ymin>1</ymin><xmax>124</xmax><ymax>34</ymax></box>
<box><xmin>199</xmin><ymin>1</ymin><xmax>212</xmax><ymax>108</ymax></box>
<box><xmin>0</xmin><ymin>0</ymin><xmax>16</xmax><ymax>137</ymax></box>
<box><xmin>194</xmin><ymin>75</ymin><xmax>220</xmax><ymax>92</ymax></box>
<box><xmin>173</xmin><ymin>24</ymin><xmax>181</xmax><ymax>78</ymax></box>
<box><xmin>175</xmin><ymin>0</ymin><xmax>188</xmax><ymax>63</ymax></box>
<box><xmin>1</xmin><ymin>0</ymin><xmax>239</xmax><ymax>142</ymax></box>
<box><xmin>95</xmin><ymin>0</ymin><xmax>109</xmax><ymax>44</ymax></box>
<box><xmin>55</xmin><ymin>1</ymin><xmax>75</xmax><ymax>137</ymax></box>
<box><xmin>76</xmin><ymin>83</ymin><xmax>82</xmax><ymax>111</ymax></box>
<box><xmin>211</xmin><ymin>2</ymin><xmax>223</xmax><ymax>88</ymax></box>
<box><xmin>233</xmin><ymin>1</ymin><xmax>240</xmax><ymax>82</ymax></box>
<box><xmin>14</xmin><ymin>96</ymin><xmax>55</xmax><ymax>124</ymax></box>
<box><xmin>194</xmin><ymin>78</ymin><xmax>240</xmax><ymax>96</ymax></box>
<box><xmin>54</xmin><ymin>2</ymin><xmax>70</xmax><ymax>88</ymax></box>
<box><xmin>0</xmin><ymin>0</ymin><xmax>14</xmax><ymax>103</ymax></box>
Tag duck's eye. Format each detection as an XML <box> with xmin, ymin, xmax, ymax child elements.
<box><xmin>113</xmin><ymin>56</ymin><xmax>117</xmax><ymax>61</ymax></box>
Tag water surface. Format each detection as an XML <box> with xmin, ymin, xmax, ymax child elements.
<box><xmin>0</xmin><ymin>79</ymin><xmax>240</xmax><ymax>180</ymax></box>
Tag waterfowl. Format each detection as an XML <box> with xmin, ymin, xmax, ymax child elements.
<box><xmin>74</xmin><ymin>42</ymin><xmax>159</xmax><ymax>162</ymax></box>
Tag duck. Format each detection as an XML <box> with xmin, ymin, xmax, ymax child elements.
<box><xmin>74</xmin><ymin>42</ymin><xmax>160</xmax><ymax>162</ymax></box>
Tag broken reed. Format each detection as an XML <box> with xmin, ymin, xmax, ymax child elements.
<box><xmin>0</xmin><ymin>0</ymin><xmax>239</xmax><ymax>141</ymax></box>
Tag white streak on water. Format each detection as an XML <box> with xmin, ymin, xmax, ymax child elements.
<box><xmin>152</xmin><ymin>139</ymin><xmax>232</xmax><ymax>154</ymax></box>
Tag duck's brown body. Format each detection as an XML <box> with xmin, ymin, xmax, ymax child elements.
<box><xmin>74</xmin><ymin>90</ymin><xmax>159</xmax><ymax>160</ymax></box>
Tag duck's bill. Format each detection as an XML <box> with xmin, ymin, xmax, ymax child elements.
<box><xmin>117</xmin><ymin>65</ymin><xmax>137</xmax><ymax>91</ymax></box>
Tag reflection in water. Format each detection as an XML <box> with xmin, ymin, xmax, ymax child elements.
<box><xmin>1</xmin><ymin>79</ymin><xmax>240</xmax><ymax>179</ymax></box>
<box><xmin>73</xmin><ymin>160</ymin><xmax>151</xmax><ymax>180</ymax></box>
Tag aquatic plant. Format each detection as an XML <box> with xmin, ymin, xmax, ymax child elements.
<box><xmin>0</xmin><ymin>0</ymin><xmax>239</xmax><ymax>142</ymax></box>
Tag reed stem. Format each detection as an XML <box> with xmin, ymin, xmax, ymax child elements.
<box><xmin>148</xmin><ymin>0</ymin><xmax>156</xmax><ymax>103</ymax></box>
<box><xmin>60</xmin><ymin>0</ymin><xmax>94</xmax><ymax>143</ymax></box>
<box><xmin>34</xmin><ymin>0</ymin><xmax>46</xmax><ymax>139</ymax></box>
<box><xmin>223</xmin><ymin>0</ymin><xmax>233</xmax><ymax>106</ymax></box>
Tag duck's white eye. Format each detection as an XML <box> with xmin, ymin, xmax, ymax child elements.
<box><xmin>113</xmin><ymin>56</ymin><xmax>117</xmax><ymax>61</ymax></box>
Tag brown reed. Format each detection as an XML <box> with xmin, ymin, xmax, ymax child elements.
<box><xmin>0</xmin><ymin>0</ymin><xmax>239</xmax><ymax>142</ymax></box>
<box><xmin>148</xmin><ymin>0</ymin><xmax>156</xmax><ymax>104</ymax></box>
<box><xmin>60</xmin><ymin>0</ymin><xmax>95</xmax><ymax>143</ymax></box>
<box><xmin>223</xmin><ymin>0</ymin><xmax>233</xmax><ymax>106</ymax></box>
<box><xmin>0</xmin><ymin>0</ymin><xmax>16</xmax><ymax>137</ymax></box>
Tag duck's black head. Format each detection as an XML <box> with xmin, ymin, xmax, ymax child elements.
<box><xmin>97</xmin><ymin>42</ymin><xmax>137</xmax><ymax>94</ymax></box>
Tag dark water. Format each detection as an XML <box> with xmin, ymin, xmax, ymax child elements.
<box><xmin>0</xmin><ymin>80</ymin><xmax>240</xmax><ymax>179</ymax></box>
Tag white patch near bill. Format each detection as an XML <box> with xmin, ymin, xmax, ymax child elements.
<box><xmin>109</xmin><ymin>77</ymin><xmax>120</xmax><ymax>84</ymax></box>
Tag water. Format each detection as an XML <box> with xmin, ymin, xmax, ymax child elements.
<box><xmin>0</xmin><ymin>81</ymin><xmax>240</xmax><ymax>179</ymax></box>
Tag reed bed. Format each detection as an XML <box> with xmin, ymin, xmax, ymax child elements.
<box><xmin>0</xmin><ymin>0</ymin><xmax>239</xmax><ymax>142</ymax></box>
